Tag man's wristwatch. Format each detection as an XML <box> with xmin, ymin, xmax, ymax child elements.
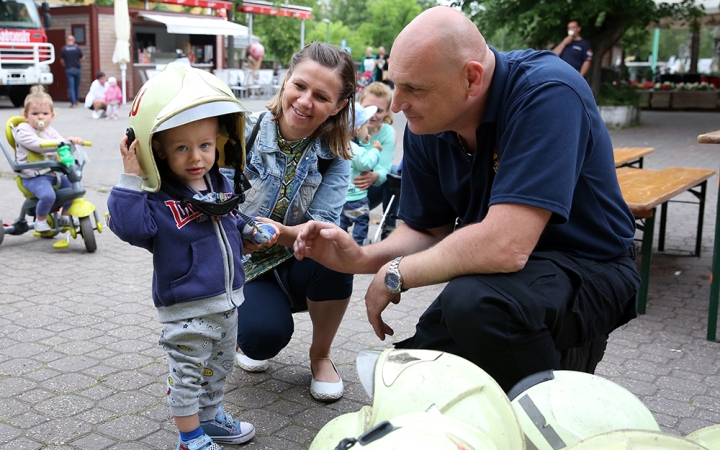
<box><xmin>384</xmin><ymin>256</ymin><xmax>405</xmax><ymax>294</ymax></box>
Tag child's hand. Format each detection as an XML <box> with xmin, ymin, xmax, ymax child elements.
<box><xmin>372</xmin><ymin>141</ymin><xmax>383</xmax><ymax>151</ymax></box>
<box><xmin>242</xmin><ymin>218</ymin><xmax>280</xmax><ymax>253</ymax></box>
<box><xmin>67</xmin><ymin>136</ymin><xmax>85</xmax><ymax>146</ymax></box>
<box><xmin>120</xmin><ymin>135</ymin><xmax>141</xmax><ymax>176</ymax></box>
<box><xmin>254</xmin><ymin>218</ymin><xmax>280</xmax><ymax>248</ymax></box>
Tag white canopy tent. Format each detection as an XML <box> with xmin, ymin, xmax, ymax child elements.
<box><xmin>112</xmin><ymin>0</ymin><xmax>131</xmax><ymax>104</ymax></box>
<box><xmin>138</xmin><ymin>12</ymin><xmax>254</xmax><ymax>36</ymax></box>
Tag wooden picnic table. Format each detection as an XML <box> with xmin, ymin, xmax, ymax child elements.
<box><xmin>614</xmin><ymin>147</ymin><xmax>654</xmax><ymax>168</ymax></box>
<box><xmin>617</xmin><ymin>166</ymin><xmax>715</xmax><ymax>314</ymax></box>
<box><xmin>697</xmin><ymin>130</ymin><xmax>720</xmax><ymax>341</ymax></box>
<box><xmin>698</xmin><ymin>130</ymin><xmax>720</xmax><ymax>144</ymax></box>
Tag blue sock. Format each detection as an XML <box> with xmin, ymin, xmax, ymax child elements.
<box><xmin>179</xmin><ymin>427</ymin><xmax>204</xmax><ymax>442</ymax></box>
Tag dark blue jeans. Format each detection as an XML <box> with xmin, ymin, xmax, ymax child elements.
<box><xmin>237</xmin><ymin>258</ymin><xmax>353</xmax><ymax>360</ymax></box>
<box><xmin>367</xmin><ymin>167</ymin><xmax>400</xmax><ymax>230</ymax></box>
<box><xmin>65</xmin><ymin>67</ymin><xmax>81</xmax><ymax>105</ymax></box>
<box><xmin>339</xmin><ymin>197</ymin><xmax>370</xmax><ymax>245</ymax></box>
<box><xmin>21</xmin><ymin>174</ymin><xmax>72</xmax><ymax>216</ymax></box>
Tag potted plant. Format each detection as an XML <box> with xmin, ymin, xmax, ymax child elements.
<box><xmin>633</xmin><ymin>80</ymin><xmax>654</xmax><ymax>108</ymax></box>
<box><xmin>671</xmin><ymin>82</ymin><xmax>718</xmax><ymax>110</ymax></box>
<box><xmin>650</xmin><ymin>81</ymin><xmax>674</xmax><ymax>108</ymax></box>
<box><xmin>595</xmin><ymin>82</ymin><xmax>641</xmax><ymax>128</ymax></box>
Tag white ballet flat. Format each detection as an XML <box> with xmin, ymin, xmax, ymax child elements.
<box><xmin>310</xmin><ymin>360</ymin><xmax>344</xmax><ymax>402</ymax></box>
<box><xmin>235</xmin><ymin>350</ymin><xmax>269</xmax><ymax>372</ymax></box>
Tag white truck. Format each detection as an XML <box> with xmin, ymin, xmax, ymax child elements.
<box><xmin>0</xmin><ymin>0</ymin><xmax>53</xmax><ymax>106</ymax></box>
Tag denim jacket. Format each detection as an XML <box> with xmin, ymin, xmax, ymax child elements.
<box><xmin>241</xmin><ymin>112</ymin><xmax>350</xmax><ymax>226</ymax></box>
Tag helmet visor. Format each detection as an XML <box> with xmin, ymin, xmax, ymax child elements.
<box><xmin>154</xmin><ymin>101</ymin><xmax>249</xmax><ymax>133</ymax></box>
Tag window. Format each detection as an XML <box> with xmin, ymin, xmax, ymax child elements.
<box><xmin>71</xmin><ymin>24</ymin><xmax>85</xmax><ymax>45</ymax></box>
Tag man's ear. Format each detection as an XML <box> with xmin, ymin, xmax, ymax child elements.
<box><xmin>465</xmin><ymin>61</ymin><xmax>484</xmax><ymax>97</ymax></box>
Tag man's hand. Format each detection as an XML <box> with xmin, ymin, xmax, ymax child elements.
<box><xmin>354</xmin><ymin>170</ymin><xmax>380</xmax><ymax>190</ymax></box>
<box><xmin>365</xmin><ymin>264</ymin><xmax>400</xmax><ymax>340</ymax></box>
<box><xmin>294</xmin><ymin>220</ymin><xmax>364</xmax><ymax>273</ymax></box>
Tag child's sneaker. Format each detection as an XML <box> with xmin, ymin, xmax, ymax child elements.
<box><xmin>34</xmin><ymin>220</ymin><xmax>51</xmax><ymax>232</ymax></box>
<box><xmin>200</xmin><ymin>406</ymin><xmax>255</xmax><ymax>444</ymax></box>
<box><xmin>176</xmin><ymin>433</ymin><xmax>220</xmax><ymax>450</ymax></box>
<box><xmin>58</xmin><ymin>216</ymin><xmax>78</xmax><ymax>227</ymax></box>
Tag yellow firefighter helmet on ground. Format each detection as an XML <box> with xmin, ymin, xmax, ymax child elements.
<box><xmin>509</xmin><ymin>370</ymin><xmax>660</xmax><ymax>450</ymax></box>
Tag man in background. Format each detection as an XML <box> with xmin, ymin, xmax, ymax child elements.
<box><xmin>553</xmin><ymin>21</ymin><xmax>592</xmax><ymax>77</ymax></box>
<box><xmin>60</xmin><ymin>35</ymin><xmax>84</xmax><ymax>108</ymax></box>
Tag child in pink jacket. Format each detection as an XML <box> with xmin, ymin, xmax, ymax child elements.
<box><xmin>104</xmin><ymin>77</ymin><xmax>123</xmax><ymax>120</ymax></box>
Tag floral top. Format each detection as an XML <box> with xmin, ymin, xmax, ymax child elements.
<box><xmin>243</xmin><ymin>128</ymin><xmax>311</xmax><ymax>282</ymax></box>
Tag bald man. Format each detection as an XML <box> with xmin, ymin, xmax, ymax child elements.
<box><xmin>294</xmin><ymin>6</ymin><xmax>639</xmax><ymax>392</ymax></box>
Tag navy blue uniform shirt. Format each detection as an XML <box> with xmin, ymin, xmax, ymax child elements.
<box><xmin>400</xmin><ymin>47</ymin><xmax>634</xmax><ymax>261</ymax></box>
<box><xmin>60</xmin><ymin>44</ymin><xmax>83</xmax><ymax>69</ymax></box>
<box><xmin>559</xmin><ymin>38</ymin><xmax>592</xmax><ymax>72</ymax></box>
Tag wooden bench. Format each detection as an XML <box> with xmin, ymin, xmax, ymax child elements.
<box><xmin>614</xmin><ymin>147</ymin><xmax>654</xmax><ymax>168</ymax></box>
<box><xmin>617</xmin><ymin>166</ymin><xmax>716</xmax><ymax>313</ymax></box>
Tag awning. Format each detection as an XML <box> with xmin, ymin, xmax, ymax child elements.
<box><xmin>138</xmin><ymin>12</ymin><xmax>252</xmax><ymax>36</ymax></box>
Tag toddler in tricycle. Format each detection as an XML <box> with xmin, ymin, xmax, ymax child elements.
<box><xmin>0</xmin><ymin>85</ymin><xmax>101</xmax><ymax>251</ymax></box>
<box><xmin>14</xmin><ymin>86</ymin><xmax>85</xmax><ymax>232</ymax></box>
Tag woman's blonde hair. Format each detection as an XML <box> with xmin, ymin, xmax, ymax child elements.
<box><xmin>23</xmin><ymin>85</ymin><xmax>54</xmax><ymax>114</ymax></box>
<box><xmin>360</xmin><ymin>82</ymin><xmax>393</xmax><ymax>125</ymax></box>
<box><xmin>267</xmin><ymin>42</ymin><xmax>356</xmax><ymax>159</ymax></box>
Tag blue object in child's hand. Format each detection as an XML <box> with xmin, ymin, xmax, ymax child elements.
<box><xmin>253</xmin><ymin>223</ymin><xmax>275</xmax><ymax>244</ymax></box>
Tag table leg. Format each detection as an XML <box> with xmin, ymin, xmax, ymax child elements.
<box><xmin>707</xmin><ymin>180</ymin><xmax>720</xmax><ymax>341</ymax></box>
<box><xmin>638</xmin><ymin>212</ymin><xmax>655</xmax><ymax>315</ymax></box>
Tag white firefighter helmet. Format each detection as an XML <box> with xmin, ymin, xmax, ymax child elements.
<box><xmin>348</xmin><ymin>349</ymin><xmax>524</xmax><ymax>449</ymax></box>
<box><xmin>686</xmin><ymin>424</ymin><xmax>720</xmax><ymax>448</ymax></box>
<box><xmin>566</xmin><ymin>430</ymin><xmax>707</xmax><ymax>450</ymax></box>
<box><xmin>309</xmin><ymin>406</ymin><xmax>372</xmax><ymax>450</ymax></box>
<box><xmin>318</xmin><ymin>411</ymin><xmax>501</xmax><ymax>450</ymax></box>
<box><xmin>509</xmin><ymin>370</ymin><xmax>660</xmax><ymax>450</ymax></box>
<box><xmin>128</xmin><ymin>62</ymin><xmax>249</xmax><ymax>192</ymax></box>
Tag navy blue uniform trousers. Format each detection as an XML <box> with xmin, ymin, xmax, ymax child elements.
<box><xmin>395</xmin><ymin>250</ymin><xmax>640</xmax><ymax>392</ymax></box>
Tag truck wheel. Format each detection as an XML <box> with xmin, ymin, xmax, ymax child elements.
<box><xmin>9</xmin><ymin>86</ymin><xmax>31</xmax><ymax>107</ymax></box>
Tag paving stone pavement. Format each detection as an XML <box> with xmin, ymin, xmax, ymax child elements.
<box><xmin>1</xmin><ymin>97</ymin><xmax>720</xmax><ymax>449</ymax></box>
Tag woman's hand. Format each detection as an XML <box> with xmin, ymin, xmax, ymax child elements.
<box><xmin>372</xmin><ymin>141</ymin><xmax>383</xmax><ymax>151</ymax></box>
<box><xmin>119</xmin><ymin>135</ymin><xmax>141</xmax><ymax>176</ymax></box>
<box><xmin>353</xmin><ymin>170</ymin><xmax>380</xmax><ymax>190</ymax></box>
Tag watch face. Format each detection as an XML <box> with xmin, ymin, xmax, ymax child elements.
<box><xmin>385</xmin><ymin>272</ymin><xmax>401</xmax><ymax>292</ymax></box>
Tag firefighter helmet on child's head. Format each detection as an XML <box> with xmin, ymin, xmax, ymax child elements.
<box><xmin>128</xmin><ymin>62</ymin><xmax>250</xmax><ymax>193</ymax></box>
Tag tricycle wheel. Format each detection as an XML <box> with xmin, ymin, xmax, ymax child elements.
<box><xmin>0</xmin><ymin>224</ymin><xmax>4</xmax><ymax>245</ymax></box>
<box><xmin>79</xmin><ymin>216</ymin><xmax>97</xmax><ymax>253</ymax></box>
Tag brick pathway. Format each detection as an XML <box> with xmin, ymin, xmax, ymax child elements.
<box><xmin>1</xmin><ymin>98</ymin><xmax>719</xmax><ymax>449</ymax></box>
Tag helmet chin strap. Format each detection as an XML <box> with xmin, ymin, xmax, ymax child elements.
<box><xmin>160</xmin><ymin>171</ymin><xmax>244</xmax><ymax>217</ymax></box>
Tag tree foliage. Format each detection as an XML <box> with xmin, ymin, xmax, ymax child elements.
<box><xmin>232</xmin><ymin>0</ymin><xmax>435</xmax><ymax>65</ymax></box>
<box><xmin>450</xmin><ymin>0</ymin><xmax>705</xmax><ymax>93</ymax></box>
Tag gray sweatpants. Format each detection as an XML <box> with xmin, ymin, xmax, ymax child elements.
<box><xmin>160</xmin><ymin>308</ymin><xmax>238</xmax><ymax>421</ymax></box>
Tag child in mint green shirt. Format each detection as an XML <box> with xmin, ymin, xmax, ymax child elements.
<box><xmin>340</xmin><ymin>102</ymin><xmax>382</xmax><ymax>245</ymax></box>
